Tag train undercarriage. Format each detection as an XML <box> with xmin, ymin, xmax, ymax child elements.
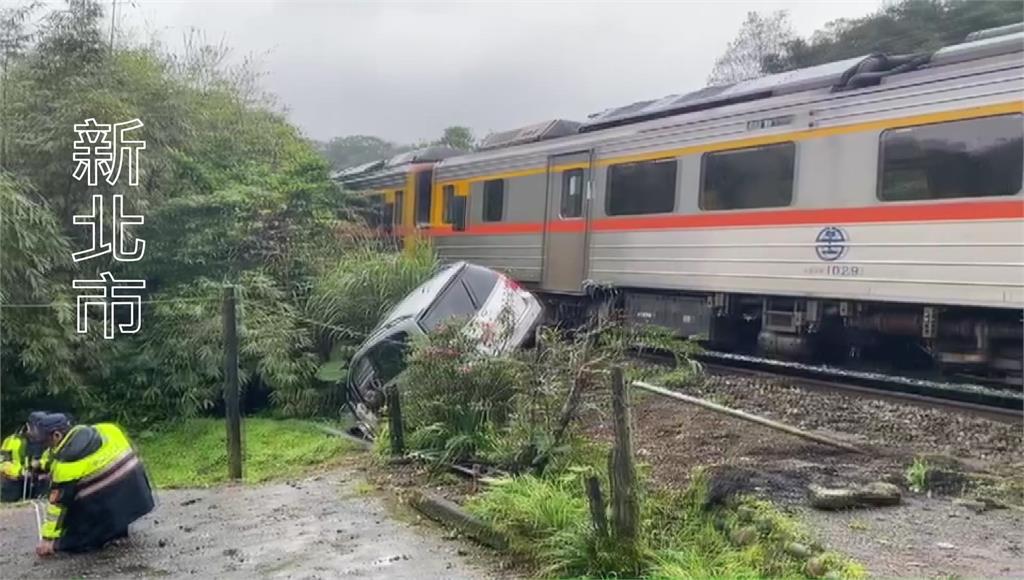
<box><xmin>539</xmin><ymin>288</ymin><xmax>1024</xmax><ymax>387</ymax></box>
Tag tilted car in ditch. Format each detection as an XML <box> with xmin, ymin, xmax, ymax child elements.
<box><xmin>346</xmin><ymin>261</ymin><xmax>542</xmax><ymax>430</ymax></box>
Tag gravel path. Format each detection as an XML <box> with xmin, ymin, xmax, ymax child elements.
<box><xmin>0</xmin><ymin>468</ymin><xmax>493</xmax><ymax>579</ymax></box>
<box><xmin>797</xmin><ymin>495</ymin><xmax>1024</xmax><ymax>579</ymax></box>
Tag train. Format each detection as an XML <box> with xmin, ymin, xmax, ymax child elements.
<box><xmin>335</xmin><ymin>24</ymin><xmax>1024</xmax><ymax>385</ymax></box>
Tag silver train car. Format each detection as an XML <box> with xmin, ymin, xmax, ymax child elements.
<box><xmin>338</xmin><ymin>27</ymin><xmax>1024</xmax><ymax>383</ymax></box>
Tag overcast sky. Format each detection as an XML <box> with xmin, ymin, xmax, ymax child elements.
<box><xmin>109</xmin><ymin>1</ymin><xmax>883</xmax><ymax>144</ymax></box>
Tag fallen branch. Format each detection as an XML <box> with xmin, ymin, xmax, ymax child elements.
<box><xmin>312</xmin><ymin>424</ymin><xmax>372</xmax><ymax>450</ymax></box>
<box><xmin>631</xmin><ymin>381</ymin><xmax>865</xmax><ymax>454</ymax></box>
<box><xmin>408</xmin><ymin>490</ymin><xmax>508</xmax><ymax>549</ymax></box>
<box><xmin>551</xmin><ymin>371</ymin><xmax>591</xmax><ymax>449</ymax></box>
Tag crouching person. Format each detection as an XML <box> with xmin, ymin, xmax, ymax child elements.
<box><xmin>0</xmin><ymin>425</ymin><xmax>28</xmax><ymax>502</ymax></box>
<box><xmin>0</xmin><ymin>412</ymin><xmax>48</xmax><ymax>502</ymax></box>
<box><xmin>33</xmin><ymin>414</ymin><xmax>155</xmax><ymax>557</ymax></box>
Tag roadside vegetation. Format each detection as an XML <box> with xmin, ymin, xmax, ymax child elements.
<box><xmin>469</xmin><ymin>472</ymin><xmax>863</xmax><ymax>579</ymax></box>
<box><xmin>0</xmin><ymin>2</ymin><xmax>444</xmax><ymax>432</ymax></box>
<box><xmin>383</xmin><ymin>322</ymin><xmax>863</xmax><ymax>579</ymax></box>
<box><xmin>136</xmin><ymin>418</ymin><xmax>355</xmax><ymax>488</ymax></box>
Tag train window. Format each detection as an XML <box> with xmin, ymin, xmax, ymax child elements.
<box><xmin>700</xmin><ymin>142</ymin><xmax>794</xmax><ymax>210</ymax></box>
<box><xmin>393</xmin><ymin>190</ymin><xmax>404</xmax><ymax>226</ymax></box>
<box><xmin>442</xmin><ymin>185</ymin><xmax>456</xmax><ymax>224</ymax></box>
<box><xmin>878</xmin><ymin>114</ymin><xmax>1023</xmax><ymax>202</ymax></box>
<box><xmin>560</xmin><ymin>169</ymin><xmax>584</xmax><ymax>218</ymax></box>
<box><xmin>416</xmin><ymin>170</ymin><xmax>433</xmax><ymax>225</ymax></box>
<box><xmin>606</xmin><ymin>158</ymin><xmax>677</xmax><ymax>216</ymax></box>
<box><xmin>483</xmin><ymin>179</ymin><xmax>504</xmax><ymax>222</ymax></box>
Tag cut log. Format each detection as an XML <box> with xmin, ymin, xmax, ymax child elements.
<box><xmin>808</xmin><ymin>482</ymin><xmax>901</xmax><ymax>510</ymax></box>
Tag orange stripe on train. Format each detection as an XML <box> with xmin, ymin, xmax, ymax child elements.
<box><xmin>426</xmin><ymin>199</ymin><xmax>1024</xmax><ymax>237</ymax></box>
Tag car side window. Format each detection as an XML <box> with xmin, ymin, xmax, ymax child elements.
<box><xmin>419</xmin><ymin>280</ymin><xmax>477</xmax><ymax>331</ymax></box>
<box><xmin>367</xmin><ymin>332</ymin><xmax>409</xmax><ymax>384</ymax></box>
<box><xmin>461</xmin><ymin>265</ymin><xmax>500</xmax><ymax>307</ymax></box>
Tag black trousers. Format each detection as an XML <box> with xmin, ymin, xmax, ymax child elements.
<box><xmin>0</xmin><ymin>477</ymin><xmax>24</xmax><ymax>502</ymax></box>
<box><xmin>0</xmin><ymin>475</ymin><xmax>48</xmax><ymax>502</ymax></box>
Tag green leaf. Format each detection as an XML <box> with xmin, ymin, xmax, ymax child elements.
<box><xmin>315</xmin><ymin>359</ymin><xmax>348</xmax><ymax>383</ymax></box>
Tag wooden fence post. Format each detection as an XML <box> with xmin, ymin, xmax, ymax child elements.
<box><xmin>608</xmin><ymin>366</ymin><xmax>638</xmax><ymax>543</ymax></box>
<box><xmin>585</xmin><ymin>475</ymin><xmax>608</xmax><ymax>538</ymax></box>
<box><xmin>386</xmin><ymin>384</ymin><xmax>405</xmax><ymax>456</ymax></box>
<box><xmin>222</xmin><ymin>286</ymin><xmax>243</xmax><ymax>481</ymax></box>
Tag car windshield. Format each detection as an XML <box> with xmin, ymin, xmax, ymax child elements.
<box><xmin>373</xmin><ymin>263</ymin><xmax>461</xmax><ymax>331</ymax></box>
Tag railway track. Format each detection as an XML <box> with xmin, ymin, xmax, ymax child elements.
<box><xmin>694</xmin><ymin>351</ymin><xmax>1023</xmax><ymax>421</ymax></box>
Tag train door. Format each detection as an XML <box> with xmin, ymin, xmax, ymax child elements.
<box><xmin>541</xmin><ymin>151</ymin><xmax>591</xmax><ymax>293</ymax></box>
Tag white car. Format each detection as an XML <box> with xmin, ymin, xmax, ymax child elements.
<box><xmin>346</xmin><ymin>262</ymin><xmax>542</xmax><ymax>428</ymax></box>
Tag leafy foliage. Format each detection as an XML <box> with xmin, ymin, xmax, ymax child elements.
<box><xmin>435</xmin><ymin>126</ymin><xmax>474</xmax><ymax>151</ymax></box>
<box><xmin>781</xmin><ymin>0</ymin><xmax>1023</xmax><ymax>71</ymax></box>
<box><xmin>708</xmin><ymin>11</ymin><xmax>795</xmax><ymax>85</ymax></box>
<box><xmin>401</xmin><ymin>322</ymin><xmax>531</xmax><ymax>464</ymax></box>
<box><xmin>318</xmin><ymin>135</ymin><xmax>407</xmax><ymax>171</ymax></box>
<box><xmin>469</xmin><ymin>470</ymin><xmax>864</xmax><ymax>579</ymax></box>
<box><xmin>399</xmin><ymin>321</ymin><xmax>702</xmax><ymax>469</ymax></box>
<box><xmin>305</xmin><ymin>240</ymin><xmax>437</xmax><ymax>344</ymax></box>
<box><xmin>905</xmin><ymin>456</ymin><xmax>932</xmax><ymax>493</ymax></box>
<box><xmin>0</xmin><ymin>0</ymin><xmax>356</xmax><ymax>429</ymax></box>
<box><xmin>318</xmin><ymin>125</ymin><xmax>475</xmax><ymax>171</ymax></box>
<box><xmin>711</xmin><ymin>1</ymin><xmax>1024</xmax><ymax>84</ymax></box>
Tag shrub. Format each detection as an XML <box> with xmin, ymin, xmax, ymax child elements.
<box><xmin>471</xmin><ymin>469</ymin><xmax>864</xmax><ymax>579</ymax></box>
<box><xmin>906</xmin><ymin>456</ymin><xmax>931</xmax><ymax>493</ymax></box>
<box><xmin>305</xmin><ymin>241</ymin><xmax>437</xmax><ymax>345</ymax></box>
<box><xmin>400</xmin><ymin>322</ymin><xmax>531</xmax><ymax>464</ymax></box>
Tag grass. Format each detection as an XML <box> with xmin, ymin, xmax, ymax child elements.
<box><xmin>906</xmin><ymin>456</ymin><xmax>931</xmax><ymax>493</ymax></box>
<box><xmin>135</xmin><ymin>418</ymin><xmax>355</xmax><ymax>488</ymax></box>
<box><xmin>467</xmin><ymin>469</ymin><xmax>865</xmax><ymax>579</ymax></box>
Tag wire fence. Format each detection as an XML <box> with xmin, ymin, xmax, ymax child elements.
<box><xmin>0</xmin><ymin>286</ymin><xmax>407</xmax><ymax>346</ymax></box>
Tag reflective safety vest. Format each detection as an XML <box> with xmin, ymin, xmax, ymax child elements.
<box><xmin>0</xmin><ymin>433</ymin><xmax>26</xmax><ymax>479</ymax></box>
<box><xmin>42</xmin><ymin>423</ymin><xmax>154</xmax><ymax>550</ymax></box>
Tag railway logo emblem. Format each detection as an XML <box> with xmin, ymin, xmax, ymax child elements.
<box><xmin>815</xmin><ymin>226</ymin><xmax>848</xmax><ymax>261</ymax></box>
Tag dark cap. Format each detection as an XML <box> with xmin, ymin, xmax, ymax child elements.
<box><xmin>27</xmin><ymin>411</ymin><xmax>48</xmax><ymax>426</ymax></box>
<box><xmin>34</xmin><ymin>413</ymin><xmax>71</xmax><ymax>438</ymax></box>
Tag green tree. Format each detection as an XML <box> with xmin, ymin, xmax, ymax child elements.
<box><xmin>714</xmin><ymin>0</ymin><xmax>1024</xmax><ymax>80</ymax></box>
<box><xmin>786</xmin><ymin>0</ymin><xmax>1022</xmax><ymax>69</ymax></box>
<box><xmin>318</xmin><ymin>135</ymin><xmax>405</xmax><ymax>170</ymax></box>
<box><xmin>708</xmin><ymin>11</ymin><xmax>795</xmax><ymax>85</ymax></box>
<box><xmin>1</xmin><ymin>0</ymin><xmax>352</xmax><ymax>427</ymax></box>
<box><xmin>435</xmin><ymin>125</ymin><xmax>474</xmax><ymax>151</ymax></box>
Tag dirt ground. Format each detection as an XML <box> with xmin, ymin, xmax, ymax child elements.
<box><xmin>581</xmin><ymin>371</ymin><xmax>1024</xmax><ymax>579</ymax></box>
<box><xmin>0</xmin><ymin>465</ymin><xmax>495</xmax><ymax>580</ymax></box>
